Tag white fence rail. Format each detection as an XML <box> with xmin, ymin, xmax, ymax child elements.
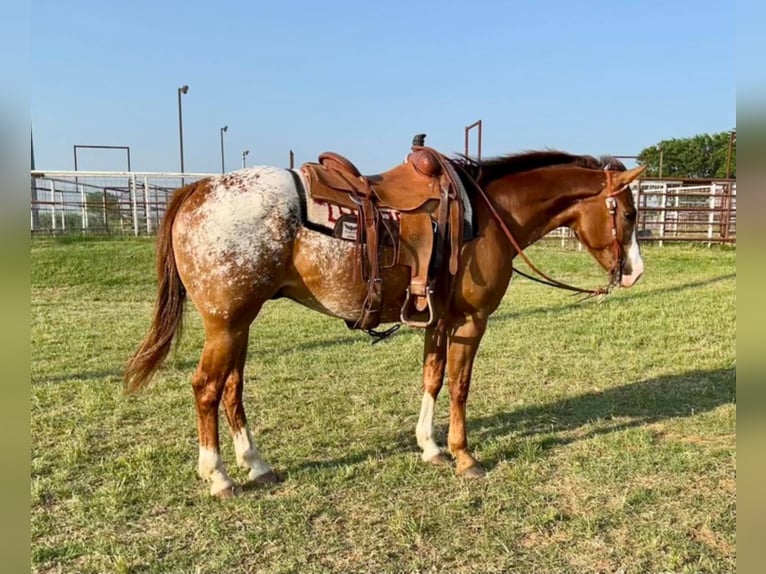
<box><xmin>633</xmin><ymin>180</ymin><xmax>736</xmax><ymax>245</ymax></box>
<box><xmin>31</xmin><ymin>171</ymin><xmax>736</xmax><ymax>245</ymax></box>
<box><xmin>30</xmin><ymin>170</ymin><xmax>216</xmax><ymax>236</ymax></box>
<box><xmin>546</xmin><ymin>179</ymin><xmax>736</xmax><ymax>246</ymax></box>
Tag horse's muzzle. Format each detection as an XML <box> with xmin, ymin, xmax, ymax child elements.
<box><xmin>620</xmin><ymin>259</ymin><xmax>644</xmax><ymax>287</ymax></box>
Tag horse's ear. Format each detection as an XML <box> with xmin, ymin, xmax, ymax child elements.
<box><xmin>612</xmin><ymin>165</ymin><xmax>647</xmax><ymax>187</ymax></box>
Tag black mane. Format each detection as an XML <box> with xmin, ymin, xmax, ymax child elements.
<box><xmin>455</xmin><ymin>149</ymin><xmax>626</xmax><ymax>184</ymax></box>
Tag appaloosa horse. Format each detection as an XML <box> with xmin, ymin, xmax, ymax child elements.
<box><xmin>125</xmin><ymin>150</ymin><xmax>646</xmax><ymax>497</ymax></box>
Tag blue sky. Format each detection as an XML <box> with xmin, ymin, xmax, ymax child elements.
<box><xmin>30</xmin><ymin>0</ymin><xmax>735</xmax><ymax>174</ymax></box>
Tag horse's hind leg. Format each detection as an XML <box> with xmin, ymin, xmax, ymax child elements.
<box><xmin>192</xmin><ymin>322</ymin><xmax>251</xmax><ymax>497</ymax></box>
<box><xmin>221</xmin><ymin>323</ymin><xmax>278</xmax><ymax>485</ymax></box>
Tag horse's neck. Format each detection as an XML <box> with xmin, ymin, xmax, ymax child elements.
<box><xmin>483</xmin><ymin>169</ymin><xmax>595</xmax><ymax>248</ymax></box>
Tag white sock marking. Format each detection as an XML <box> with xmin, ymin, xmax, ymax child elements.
<box><xmin>416</xmin><ymin>392</ymin><xmax>442</xmax><ymax>461</ymax></box>
<box><xmin>232</xmin><ymin>427</ymin><xmax>273</xmax><ymax>481</ymax></box>
<box><xmin>197</xmin><ymin>447</ymin><xmax>235</xmax><ymax>495</ymax></box>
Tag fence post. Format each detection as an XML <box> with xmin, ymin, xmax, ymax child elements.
<box><xmin>80</xmin><ymin>184</ymin><xmax>87</xmax><ymax>231</ymax></box>
<box><xmin>131</xmin><ymin>174</ymin><xmax>139</xmax><ymax>237</ymax></box>
<box><xmin>50</xmin><ymin>180</ymin><xmax>56</xmax><ymax>232</ymax></box>
<box><xmin>658</xmin><ymin>182</ymin><xmax>667</xmax><ymax>248</ymax></box>
<box><xmin>59</xmin><ymin>187</ymin><xmax>65</xmax><ymax>231</ymax></box>
<box><xmin>721</xmin><ymin>182</ymin><xmax>732</xmax><ymax>242</ymax></box>
<box><xmin>707</xmin><ymin>184</ymin><xmax>716</xmax><ymax>248</ymax></box>
<box><xmin>144</xmin><ymin>176</ymin><xmax>151</xmax><ymax>235</ymax></box>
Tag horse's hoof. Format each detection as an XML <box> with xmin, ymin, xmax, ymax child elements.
<box><xmin>459</xmin><ymin>464</ymin><xmax>486</xmax><ymax>479</ymax></box>
<box><xmin>251</xmin><ymin>470</ymin><xmax>281</xmax><ymax>486</ymax></box>
<box><xmin>212</xmin><ymin>484</ymin><xmax>238</xmax><ymax>498</ymax></box>
<box><xmin>426</xmin><ymin>452</ymin><xmax>450</xmax><ymax>466</ymax></box>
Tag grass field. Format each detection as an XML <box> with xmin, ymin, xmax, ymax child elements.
<box><xmin>31</xmin><ymin>237</ymin><xmax>736</xmax><ymax>574</ymax></box>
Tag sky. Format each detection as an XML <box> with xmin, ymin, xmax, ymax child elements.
<box><xmin>28</xmin><ymin>0</ymin><xmax>735</xmax><ymax>174</ymax></box>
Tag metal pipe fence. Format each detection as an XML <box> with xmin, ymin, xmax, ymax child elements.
<box><xmin>30</xmin><ymin>171</ymin><xmax>215</xmax><ymax>236</ymax></box>
<box><xmin>634</xmin><ymin>179</ymin><xmax>736</xmax><ymax>245</ymax></box>
<box><xmin>546</xmin><ymin>178</ymin><xmax>736</xmax><ymax>247</ymax></box>
<box><xmin>30</xmin><ymin>171</ymin><xmax>736</xmax><ymax>246</ymax></box>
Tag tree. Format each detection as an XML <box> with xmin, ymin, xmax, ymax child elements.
<box><xmin>637</xmin><ymin>131</ymin><xmax>736</xmax><ymax>179</ymax></box>
<box><xmin>85</xmin><ymin>190</ymin><xmax>132</xmax><ymax>231</ymax></box>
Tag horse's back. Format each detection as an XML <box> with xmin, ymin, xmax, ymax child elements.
<box><xmin>172</xmin><ymin>166</ymin><xmax>302</xmax><ymax>321</ymax></box>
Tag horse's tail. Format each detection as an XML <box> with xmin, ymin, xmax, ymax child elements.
<box><xmin>124</xmin><ymin>182</ymin><xmax>199</xmax><ymax>394</ymax></box>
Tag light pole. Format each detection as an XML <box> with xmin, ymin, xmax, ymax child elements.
<box><xmin>220</xmin><ymin>125</ymin><xmax>228</xmax><ymax>173</ymax></box>
<box><xmin>177</xmin><ymin>85</ymin><xmax>189</xmax><ymax>183</ymax></box>
<box><xmin>241</xmin><ymin>149</ymin><xmax>250</xmax><ymax>169</ymax></box>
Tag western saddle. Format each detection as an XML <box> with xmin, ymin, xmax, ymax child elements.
<box><xmin>300</xmin><ymin>142</ymin><xmax>470</xmax><ymax>331</ymax></box>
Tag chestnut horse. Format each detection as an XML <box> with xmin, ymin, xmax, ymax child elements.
<box><xmin>125</xmin><ymin>150</ymin><xmax>646</xmax><ymax>497</ymax></box>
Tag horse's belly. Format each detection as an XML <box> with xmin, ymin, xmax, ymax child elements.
<box><xmin>282</xmin><ymin>228</ymin><xmax>410</xmax><ymax>323</ymax></box>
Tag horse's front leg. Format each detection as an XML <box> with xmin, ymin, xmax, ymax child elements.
<box><xmin>446</xmin><ymin>313</ymin><xmax>488</xmax><ymax>478</ymax></box>
<box><xmin>415</xmin><ymin>321</ymin><xmax>449</xmax><ymax>464</ymax></box>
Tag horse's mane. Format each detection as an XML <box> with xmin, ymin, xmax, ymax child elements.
<box><xmin>455</xmin><ymin>149</ymin><xmax>626</xmax><ymax>184</ymax></box>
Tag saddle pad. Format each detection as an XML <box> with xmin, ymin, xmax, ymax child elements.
<box><xmin>442</xmin><ymin>160</ymin><xmax>475</xmax><ymax>240</ymax></box>
<box><xmin>290</xmin><ymin>168</ymin><xmax>400</xmax><ymax>242</ymax></box>
<box><xmin>290</xmin><ymin>168</ymin><xmax>477</xmax><ymax>242</ymax></box>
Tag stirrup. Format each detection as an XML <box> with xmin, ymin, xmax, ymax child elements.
<box><xmin>400</xmin><ymin>286</ymin><xmax>435</xmax><ymax>328</ymax></box>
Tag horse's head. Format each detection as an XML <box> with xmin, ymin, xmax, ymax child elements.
<box><xmin>571</xmin><ymin>165</ymin><xmax>646</xmax><ymax>289</ymax></box>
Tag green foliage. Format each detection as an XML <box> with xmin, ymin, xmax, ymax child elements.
<box><xmin>637</xmin><ymin>131</ymin><xmax>736</xmax><ymax>179</ymax></box>
<box><xmin>34</xmin><ymin>191</ymin><xmax>133</xmax><ymax>234</ymax></box>
<box><xmin>84</xmin><ymin>190</ymin><xmax>132</xmax><ymax>230</ymax></box>
<box><xmin>37</xmin><ymin>212</ymin><xmax>83</xmax><ymax>230</ymax></box>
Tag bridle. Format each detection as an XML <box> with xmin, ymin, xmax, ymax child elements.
<box><xmin>471</xmin><ymin>167</ymin><xmax>631</xmax><ymax>298</ymax></box>
<box><xmin>367</xmin><ymin>161</ymin><xmax>632</xmax><ymax>342</ymax></box>
<box><xmin>603</xmin><ymin>170</ymin><xmax>631</xmax><ymax>289</ymax></box>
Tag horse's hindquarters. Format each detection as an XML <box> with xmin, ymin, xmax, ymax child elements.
<box><xmin>172</xmin><ymin>167</ymin><xmax>303</xmax><ymax>322</ymax></box>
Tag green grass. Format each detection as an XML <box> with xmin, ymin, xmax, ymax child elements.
<box><xmin>31</xmin><ymin>237</ymin><xmax>736</xmax><ymax>574</ymax></box>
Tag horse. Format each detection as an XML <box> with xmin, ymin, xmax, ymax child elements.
<box><xmin>124</xmin><ymin>149</ymin><xmax>646</xmax><ymax>497</ymax></box>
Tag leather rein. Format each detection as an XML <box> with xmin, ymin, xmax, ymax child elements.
<box><xmin>469</xmin><ymin>168</ymin><xmax>630</xmax><ymax>298</ymax></box>
<box><xmin>362</xmin><ymin>159</ymin><xmax>629</xmax><ymax>343</ymax></box>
